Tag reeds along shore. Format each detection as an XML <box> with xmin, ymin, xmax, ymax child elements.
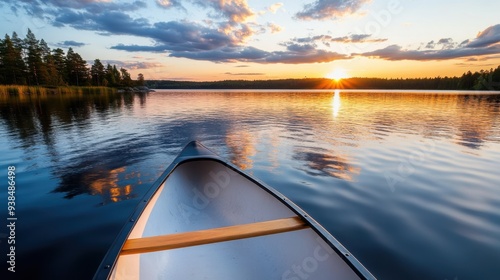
<box><xmin>0</xmin><ymin>85</ymin><xmax>116</xmax><ymax>96</ymax></box>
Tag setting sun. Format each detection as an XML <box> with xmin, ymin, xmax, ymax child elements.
<box><xmin>326</xmin><ymin>68</ymin><xmax>349</xmax><ymax>81</ymax></box>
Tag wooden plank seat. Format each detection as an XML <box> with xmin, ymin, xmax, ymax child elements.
<box><xmin>120</xmin><ymin>216</ymin><xmax>308</xmax><ymax>255</ymax></box>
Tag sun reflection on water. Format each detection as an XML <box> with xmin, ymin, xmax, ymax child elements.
<box><xmin>88</xmin><ymin>167</ymin><xmax>137</xmax><ymax>204</ymax></box>
<box><xmin>332</xmin><ymin>90</ymin><xmax>341</xmax><ymax>118</ymax></box>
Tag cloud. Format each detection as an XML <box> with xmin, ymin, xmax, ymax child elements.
<box><xmin>156</xmin><ymin>1</ymin><xmax>258</xmax><ymax>41</ymax></box>
<box><xmin>224</xmin><ymin>72</ymin><xmax>264</xmax><ymax>75</ymax></box>
<box><xmin>166</xmin><ymin>44</ymin><xmax>350</xmax><ymax>64</ymax></box>
<box><xmin>45</xmin><ymin>0</ymin><xmax>140</xmax><ymax>10</ymax></box>
<box><xmin>466</xmin><ymin>24</ymin><xmax>500</xmax><ymax>48</ymax></box>
<box><xmin>425</xmin><ymin>38</ymin><xmax>456</xmax><ymax>49</ymax></box>
<box><xmin>111</xmin><ymin>44</ymin><xmax>168</xmax><ymax>52</ymax></box>
<box><xmin>455</xmin><ymin>62</ymin><xmax>497</xmax><ymax>68</ymax></box>
<box><xmin>462</xmin><ymin>55</ymin><xmax>500</xmax><ymax>62</ymax></box>
<box><xmin>171</xmin><ymin>46</ymin><xmax>266</xmax><ymax>62</ymax></box>
<box><xmin>6</xmin><ymin>0</ymin><xmax>259</xmax><ymax>47</ymax></box>
<box><xmin>168</xmin><ymin>46</ymin><xmax>265</xmax><ymax>62</ymax></box>
<box><xmin>4</xmin><ymin>0</ymin><xmax>350</xmax><ymax>64</ymax></box>
<box><xmin>57</xmin><ymin>40</ymin><xmax>86</xmax><ymax>47</ymax></box>
<box><xmin>264</xmin><ymin>43</ymin><xmax>350</xmax><ymax>63</ymax></box>
<box><xmin>437</xmin><ymin>38</ymin><xmax>452</xmax><ymax>44</ymax></box>
<box><xmin>155</xmin><ymin>0</ymin><xmax>183</xmax><ymax>9</ymax></box>
<box><xmin>425</xmin><ymin>40</ymin><xmax>435</xmax><ymax>49</ymax></box>
<box><xmin>54</xmin><ymin>10</ymin><xmax>157</xmax><ymax>37</ymax></box>
<box><xmin>98</xmin><ymin>60</ymin><xmax>163</xmax><ymax>70</ymax></box>
<box><xmin>121</xmin><ymin>61</ymin><xmax>163</xmax><ymax>70</ymax></box>
<box><xmin>360</xmin><ymin>44</ymin><xmax>500</xmax><ymax>61</ymax></box>
<box><xmin>192</xmin><ymin>0</ymin><xmax>254</xmax><ymax>24</ymax></box>
<box><xmin>437</xmin><ymin>38</ymin><xmax>455</xmax><ymax>49</ymax></box>
<box><xmin>329</xmin><ymin>34</ymin><xmax>386</xmax><ymax>43</ymax></box>
<box><xmin>13</xmin><ymin>1</ymin><xmax>263</xmax><ymax>62</ymax></box>
<box><xmin>268</xmin><ymin>2</ymin><xmax>283</xmax><ymax>14</ymax></box>
<box><xmin>459</xmin><ymin>39</ymin><xmax>470</xmax><ymax>47</ymax></box>
<box><xmin>190</xmin><ymin>0</ymin><xmax>257</xmax><ymax>42</ymax></box>
<box><xmin>267</xmin><ymin>23</ymin><xmax>283</xmax><ymax>34</ymax></box>
<box><xmin>360</xmin><ymin>24</ymin><xmax>500</xmax><ymax>61</ymax></box>
<box><xmin>8</xmin><ymin>0</ymin><xmax>254</xmax><ymax>42</ymax></box>
<box><xmin>295</xmin><ymin>34</ymin><xmax>386</xmax><ymax>45</ymax></box>
<box><xmin>108</xmin><ymin>20</ymin><xmax>351</xmax><ymax>64</ymax></box>
<box><xmin>55</xmin><ymin>12</ymin><xmax>239</xmax><ymax>51</ymax></box>
<box><xmin>3</xmin><ymin>0</ymin><xmax>147</xmax><ymax>16</ymax></box>
<box><xmin>295</xmin><ymin>0</ymin><xmax>371</xmax><ymax>21</ymax></box>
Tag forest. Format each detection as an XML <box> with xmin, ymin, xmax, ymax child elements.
<box><xmin>147</xmin><ymin>66</ymin><xmax>500</xmax><ymax>90</ymax></box>
<box><xmin>0</xmin><ymin>29</ymin><xmax>144</xmax><ymax>87</ymax></box>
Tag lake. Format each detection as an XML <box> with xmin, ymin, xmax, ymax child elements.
<box><xmin>1</xmin><ymin>90</ymin><xmax>500</xmax><ymax>280</ymax></box>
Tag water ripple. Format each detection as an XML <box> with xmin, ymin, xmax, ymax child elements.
<box><xmin>1</xmin><ymin>91</ymin><xmax>499</xmax><ymax>279</ymax></box>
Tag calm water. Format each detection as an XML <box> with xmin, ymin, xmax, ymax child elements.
<box><xmin>1</xmin><ymin>90</ymin><xmax>500</xmax><ymax>280</ymax></box>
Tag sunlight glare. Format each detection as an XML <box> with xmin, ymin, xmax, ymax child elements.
<box><xmin>332</xmin><ymin>90</ymin><xmax>341</xmax><ymax>118</ymax></box>
<box><xmin>327</xmin><ymin>68</ymin><xmax>349</xmax><ymax>81</ymax></box>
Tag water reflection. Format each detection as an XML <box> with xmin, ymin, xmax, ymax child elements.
<box><xmin>50</xmin><ymin>137</ymin><xmax>159</xmax><ymax>204</ymax></box>
<box><xmin>453</xmin><ymin>96</ymin><xmax>500</xmax><ymax>149</ymax></box>
<box><xmin>225</xmin><ymin>130</ymin><xmax>256</xmax><ymax>170</ymax></box>
<box><xmin>87</xmin><ymin>167</ymin><xmax>135</xmax><ymax>204</ymax></box>
<box><xmin>332</xmin><ymin>90</ymin><xmax>341</xmax><ymax>118</ymax></box>
<box><xmin>0</xmin><ymin>92</ymin><xmax>129</xmax><ymax>148</ymax></box>
<box><xmin>0</xmin><ymin>92</ymin><xmax>148</xmax><ymax>204</ymax></box>
<box><xmin>54</xmin><ymin>166</ymin><xmax>138</xmax><ymax>204</ymax></box>
<box><xmin>293</xmin><ymin>148</ymin><xmax>360</xmax><ymax>180</ymax></box>
<box><xmin>267</xmin><ymin>129</ymin><xmax>281</xmax><ymax>171</ymax></box>
<box><xmin>1</xmin><ymin>90</ymin><xmax>500</xmax><ymax>280</ymax></box>
<box><xmin>1</xmin><ymin>91</ymin><xmax>500</xmax><ymax>201</ymax></box>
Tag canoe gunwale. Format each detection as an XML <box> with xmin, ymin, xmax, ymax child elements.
<box><xmin>93</xmin><ymin>141</ymin><xmax>375</xmax><ymax>280</ymax></box>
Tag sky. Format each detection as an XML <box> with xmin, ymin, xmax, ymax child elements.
<box><xmin>1</xmin><ymin>0</ymin><xmax>500</xmax><ymax>81</ymax></box>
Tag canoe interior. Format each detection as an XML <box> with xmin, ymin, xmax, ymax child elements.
<box><xmin>110</xmin><ymin>160</ymin><xmax>364</xmax><ymax>279</ymax></box>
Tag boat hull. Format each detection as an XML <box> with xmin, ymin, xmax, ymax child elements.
<box><xmin>94</xmin><ymin>141</ymin><xmax>375</xmax><ymax>280</ymax></box>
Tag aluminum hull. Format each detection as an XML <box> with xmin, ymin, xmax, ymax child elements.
<box><xmin>94</xmin><ymin>141</ymin><xmax>375</xmax><ymax>279</ymax></box>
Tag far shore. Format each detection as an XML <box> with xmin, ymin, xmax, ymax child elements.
<box><xmin>146</xmin><ymin>72</ymin><xmax>500</xmax><ymax>91</ymax></box>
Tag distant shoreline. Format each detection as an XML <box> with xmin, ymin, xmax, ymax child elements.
<box><xmin>146</xmin><ymin>73</ymin><xmax>500</xmax><ymax>91</ymax></box>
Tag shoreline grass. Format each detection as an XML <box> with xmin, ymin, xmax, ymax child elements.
<box><xmin>0</xmin><ymin>85</ymin><xmax>117</xmax><ymax>96</ymax></box>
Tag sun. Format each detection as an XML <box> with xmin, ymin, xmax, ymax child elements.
<box><xmin>326</xmin><ymin>68</ymin><xmax>349</xmax><ymax>81</ymax></box>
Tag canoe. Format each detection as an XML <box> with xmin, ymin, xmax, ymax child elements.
<box><xmin>94</xmin><ymin>141</ymin><xmax>375</xmax><ymax>280</ymax></box>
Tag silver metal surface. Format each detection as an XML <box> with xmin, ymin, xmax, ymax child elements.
<box><xmin>111</xmin><ymin>160</ymin><xmax>363</xmax><ymax>279</ymax></box>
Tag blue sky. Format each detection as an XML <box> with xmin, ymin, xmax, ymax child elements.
<box><xmin>1</xmin><ymin>0</ymin><xmax>500</xmax><ymax>81</ymax></box>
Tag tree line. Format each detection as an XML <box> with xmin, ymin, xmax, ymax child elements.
<box><xmin>149</xmin><ymin>66</ymin><xmax>500</xmax><ymax>90</ymax></box>
<box><xmin>148</xmin><ymin>66</ymin><xmax>500</xmax><ymax>90</ymax></box>
<box><xmin>0</xmin><ymin>29</ymin><xmax>144</xmax><ymax>87</ymax></box>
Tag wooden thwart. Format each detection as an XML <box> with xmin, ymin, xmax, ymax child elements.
<box><xmin>120</xmin><ymin>216</ymin><xmax>308</xmax><ymax>255</ymax></box>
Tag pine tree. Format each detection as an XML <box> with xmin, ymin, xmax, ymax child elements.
<box><xmin>137</xmin><ymin>73</ymin><xmax>145</xmax><ymax>86</ymax></box>
<box><xmin>492</xmin><ymin>66</ymin><xmax>500</xmax><ymax>83</ymax></box>
<box><xmin>0</xmin><ymin>34</ymin><xmax>27</xmax><ymax>84</ymax></box>
<box><xmin>105</xmin><ymin>64</ymin><xmax>116</xmax><ymax>86</ymax></box>
<box><xmin>112</xmin><ymin>65</ymin><xmax>121</xmax><ymax>86</ymax></box>
<box><xmin>24</xmin><ymin>28</ymin><xmax>48</xmax><ymax>85</ymax></box>
<box><xmin>0</xmin><ymin>36</ymin><xmax>6</xmax><ymax>84</ymax></box>
<box><xmin>11</xmin><ymin>32</ymin><xmax>25</xmax><ymax>62</ymax></box>
<box><xmin>91</xmin><ymin>59</ymin><xmax>105</xmax><ymax>86</ymax></box>
<box><xmin>120</xmin><ymin>67</ymin><xmax>132</xmax><ymax>87</ymax></box>
<box><xmin>38</xmin><ymin>39</ymin><xmax>62</xmax><ymax>86</ymax></box>
<box><xmin>39</xmin><ymin>39</ymin><xmax>51</xmax><ymax>62</ymax></box>
<box><xmin>52</xmin><ymin>48</ymin><xmax>67</xmax><ymax>85</ymax></box>
<box><xmin>45</xmin><ymin>55</ymin><xmax>64</xmax><ymax>86</ymax></box>
<box><xmin>66</xmin><ymin>47</ymin><xmax>89</xmax><ymax>86</ymax></box>
<box><xmin>11</xmin><ymin>32</ymin><xmax>27</xmax><ymax>84</ymax></box>
<box><xmin>65</xmin><ymin>48</ymin><xmax>76</xmax><ymax>85</ymax></box>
